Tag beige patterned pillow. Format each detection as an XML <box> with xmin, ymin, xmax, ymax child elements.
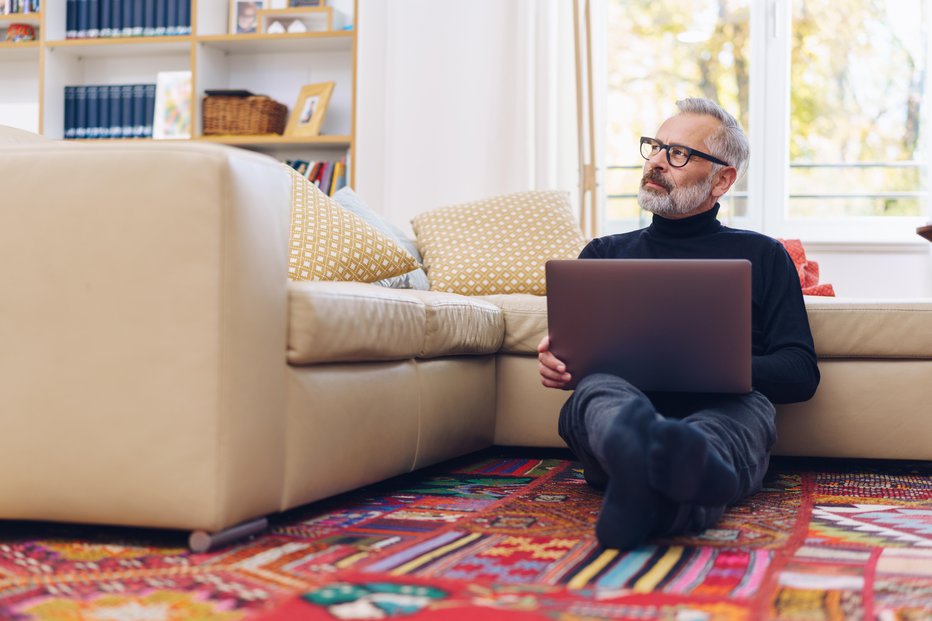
<box><xmin>411</xmin><ymin>190</ymin><xmax>586</xmax><ymax>295</ymax></box>
<box><xmin>287</xmin><ymin>166</ymin><xmax>418</xmax><ymax>282</ymax></box>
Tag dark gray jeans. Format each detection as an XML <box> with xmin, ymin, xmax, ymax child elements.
<box><xmin>558</xmin><ymin>373</ymin><xmax>777</xmax><ymax>536</ymax></box>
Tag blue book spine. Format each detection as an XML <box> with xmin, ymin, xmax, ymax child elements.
<box><xmin>99</xmin><ymin>0</ymin><xmax>111</xmax><ymax>36</ymax></box>
<box><xmin>121</xmin><ymin>0</ymin><xmax>133</xmax><ymax>36</ymax></box>
<box><xmin>86</xmin><ymin>85</ymin><xmax>100</xmax><ymax>138</ymax></box>
<box><xmin>87</xmin><ymin>0</ymin><xmax>99</xmax><ymax>37</ymax></box>
<box><xmin>66</xmin><ymin>0</ymin><xmax>77</xmax><ymax>38</ymax></box>
<box><xmin>143</xmin><ymin>83</ymin><xmax>155</xmax><ymax>138</ymax></box>
<box><xmin>76</xmin><ymin>0</ymin><xmax>89</xmax><ymax>38</ymax></box>
<box><xmin>108</xmin><ymin>84</ymin><xmax>123</xmax><ymax>138</ymax></box>
<box><xmin>177</xmin><ymin>0</ymin><xmax>188</xmax><ymax>34</ymax></box>
<box><xmin>131</xmin><ymin>0</ymin><xmax>143</xmax><ymax>35</ymax></box>
<box><xmin>132</xmin><ymin>83</ymin><xmax>146</xmax><ymax>137</ymax></box>
<box><xmin>75</xmin><ymin>86</ymin><xmax>88</xmax><ymax>139</ymax></box>
<box><xmin>165</xmin><ymin>0</ymin><xmax>177</xmax><ymax>35</ymax></box>
<box><xmin>142</xmin><ymin>0</ymin><xmax>154</xmax><ymax>35</ymax></box>
<box><xmin>64</xmin><ymin>86</ymin><xmax>76</xmax><ymax>140</ymax></box>
<box><xmin>110</xmin><ymin>0</ymin><xmax>121</xmax><ymax>36</ymax></box>
<box><xmin>121</xmin><ymin>84</ymin><xmax>134</xmax><ymax>137</ymax></box>
<box><xmin>153</xmin><ymin>0</ymin><xmax>165</xmax><ymax>35</ymax></box>
<box><xmin>100</xmin><ymin>85</ymin><xmax>112</xmax><ymax>138</ymax></box>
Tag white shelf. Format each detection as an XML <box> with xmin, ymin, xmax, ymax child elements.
<box><xmin>0</xmin><ymin>42</ymin><xmax>40</xmax><ymax>61</ymax></box>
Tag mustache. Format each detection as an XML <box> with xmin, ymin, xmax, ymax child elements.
<box><xmin>641</xmin><ymin>169</ymin><xmax>673</xmax><ymax>192</ymax></box>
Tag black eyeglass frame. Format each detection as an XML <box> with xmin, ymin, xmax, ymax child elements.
<box><xmin>640</xmin><ymin>136</ymin><xmax>731</xmax><ymax>168</ymax></box>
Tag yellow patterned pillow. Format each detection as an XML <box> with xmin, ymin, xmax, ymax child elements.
<box><xmin>411</xmin><ymin>191</ymin><xmax>586</xmax><ymax>295</ymax></box>
<box><xmin>286</xmin><ymin>166</ymin><xmax>418</xmax><ymax>282</ymax></box>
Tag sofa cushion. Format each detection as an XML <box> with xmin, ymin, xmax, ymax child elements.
<box><xmin>288</xmin><ymin>281</ymin><xmax>504</xmax><ymax>364</ymax></box>
<box><xmin>287</xmin><ymin>167</ymin><xmax>419</xmax><ymax>283</ymax></box>
<box><xmin>478</xmin><ymin>294</ymin><xmax>548</xmax><ymax>354</ymax></box>
<box><xmin>479</xmin><ymin>295</ymin><xmax>932</xmax><ymax>359</ymax></box>
<box><xmin>332</xmin><ymin>187</ymin><xmax>430</xmax><ymax>290</ymax></box>
<box><xmin>805</xmin><ymin>297</ymin><xmax>932</xmax><ymax>358</ymax></box>
<box><xmin>411</xmin><ymin>191</ymin><xmax>586</xmax><ymax>295</ymax></box>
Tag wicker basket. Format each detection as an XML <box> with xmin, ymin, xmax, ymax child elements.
<box><xmin>202</xmin><ymin>95</ymin><xmax>288</xmax><ymax>136</ymax></box>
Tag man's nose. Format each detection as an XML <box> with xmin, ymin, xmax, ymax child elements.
<box><xmin>647</xmin><ymin>149</ymin><xmax>668</xmax><ymax>169</ymax></box>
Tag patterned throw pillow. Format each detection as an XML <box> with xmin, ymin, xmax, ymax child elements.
<box><xmin>332</xmin><ymin>187</ymin><xmax>430</xmax><ymax>290</ymax></box>
<box><xmin>286</xmin><ymin>166</ymin><xmax>419</xmax><ymax>282</ymax></box>
<box><xmin>411</xmin><ymin>190</ymin><xmax>587</xmax><ymax>295</ymax></box>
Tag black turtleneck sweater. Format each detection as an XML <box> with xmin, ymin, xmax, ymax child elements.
<box><xmin>579</xmin><ymin>204</ymin><xmax>820</xmax><ymax>405</ymax></box>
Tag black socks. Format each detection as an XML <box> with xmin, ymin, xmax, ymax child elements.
<box><xmin>594</xmin><ymin>416</ymin><xmax>738</xmax><ymax>550</ymax></box>
<box><xmin>595</xmin><ymin>413</ymin><xmax>663</xmax><ymax>550</ymax></box>
<box><xmin>648</xmin><ymin>419</ymin><xmax>738</xmax><ymax>506</ymax></box>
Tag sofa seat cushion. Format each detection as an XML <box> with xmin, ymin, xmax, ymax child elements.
<box><xmin>480</xmin><ymin>294</ymin><xmax>932</xmax><ymax>359</ymax></box>
<box><xmin>804</xmin><ymin>297</ymin><xmax>932</xmax><ymax>358</ymax></box>
<box><xmin>289</xmin><ymin>282</ymin><xmax>504</xmax><ymax>364</ymax></box>
<box><xmin>478</xmin><ymin>294</ymin><xmax>548</xmax><ymax>354</ymax></box>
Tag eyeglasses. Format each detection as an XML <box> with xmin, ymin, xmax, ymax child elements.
<box><xmin>640</xmin><ymin>136</ymin><xmax>731</xmax><ymax>168</ymax></box>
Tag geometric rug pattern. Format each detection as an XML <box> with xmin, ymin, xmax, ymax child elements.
<box><xmin>1</xmin><ymin>449</ymin><xmax>931</xmax><ymax>620</ymax></box>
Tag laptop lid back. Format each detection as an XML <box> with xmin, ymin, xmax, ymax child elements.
<box><xmin>546</xmin><ymin>259</ymin><xmax>752</xmax><ymax>393</ymax></box>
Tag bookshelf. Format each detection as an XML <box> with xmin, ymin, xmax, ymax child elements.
<box><xmin>0</xmin><ymin>0</ymin><xmax>356</xmax><ymax>184</ymax></box>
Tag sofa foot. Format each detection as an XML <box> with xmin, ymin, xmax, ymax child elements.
<box><xmin>188</xmin><ymin>517</ymin><xmax>269</xmax><ymax>552</ymax></box>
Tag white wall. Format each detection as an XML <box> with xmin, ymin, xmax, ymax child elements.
<box><xmin>807</xmin><ymin>244</ymin><xmax>932</xmax><ymax>298</ymax></box>
<box><xmin>355</xmin><ymin>0</ymin><xmax>577</xmax><ymax>236</ymax></box>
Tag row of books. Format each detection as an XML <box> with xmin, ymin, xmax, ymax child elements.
<box><xmin>64</xmin><ymin>84</ymin><xmax>156</xmax><ymax>140</ymax></box>
<box><xmin>288</xmin><ymin>159</ymin><xmax>348</xmax><ymax>197</ymax></box>
<box><xmin>1</xmin><ymin>0</ymin><xmax>39</xmax><ymax>15</ymax></box>
<box><xmin>66</xmin><ymin>0</ymin><xmax>190</xmax><ymax>39</ymax></box>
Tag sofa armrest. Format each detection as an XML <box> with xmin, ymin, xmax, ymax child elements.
<box><xmin>0</xmin><ymin>141</ymin><xmax>291</xmax><ymax>531</ymax></box>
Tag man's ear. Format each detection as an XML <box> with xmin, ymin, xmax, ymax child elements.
<box><xmin>711</xmin><ymin>167</ymin><xmax>738</xmax><ymax>199</ymax></box>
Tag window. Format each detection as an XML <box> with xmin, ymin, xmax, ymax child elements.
<box><xmin>603</xmin><ymin>0</ymin><xmax>930</xmax><ymax>243</ymax></box>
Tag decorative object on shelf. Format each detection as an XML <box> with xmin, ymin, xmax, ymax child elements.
<box><xmin>257</xmin><ymin>6</ymin><xmax>337</xmax><ymax>33</ymax></box>
<box><xmin>203</xmin><ymin>90</ymin><xmax>287</xmax><ymax>136</ymax></box>
<box><xmin>4</xmin><ymin>23</ymin><xmax>36</xmax><ymax>41</ymax></box>
<box><xmin>285</xmin><ymin>82</ymin><xmax>334</xmax><ymax>137</ymax></box>
<box><xmin>266</xmin><ymin>19</ymin><xmax>285</xmax><ymax>33</ymax></box>
<box><xmin>230</xmin><ymin>0</ymin><xmax>262</xmax><ymax>34</ymax></box>
<box><xmin>153</xmin><ymin>71</ymin><xmax>192</xmax><ymax>140</ymax></box>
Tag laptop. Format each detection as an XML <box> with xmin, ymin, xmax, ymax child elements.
<box><xmin>545</xmin><ymin>259</ymin><xmax>752</xmax><ymax>393</ymax></box>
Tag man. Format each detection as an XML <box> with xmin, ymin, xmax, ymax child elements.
<box><xmin>538</xmin><ymin>98</ymin><xmax>819</xmax><ymax>550</ymax></box>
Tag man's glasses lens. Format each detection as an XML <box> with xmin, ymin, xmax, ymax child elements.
<box><xmin>640</xmin><ymin>138</ymin><xmax>690</xmax><ymax>167</ymax></box>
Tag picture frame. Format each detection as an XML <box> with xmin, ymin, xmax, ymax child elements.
<box><xmin>230</xmin><ymin>0</ymin><xmax>264</xmax><ymax>34</ymax></box>
<box><xmin>153</xmin><ymin>71</ymin><xmax>192</xmax><ymax>140</ymax></box>
<box><xmin>285</xmin><ymin>82</ymin><xmax>335</xmax><ymax>137</ymax></box>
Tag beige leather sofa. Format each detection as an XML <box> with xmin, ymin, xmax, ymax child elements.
<box><xmin>3</xmin><ymin>129</ymin><xmax>931</xmax><ymax>546</ymax></box>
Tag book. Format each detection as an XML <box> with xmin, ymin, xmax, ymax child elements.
<box><xmin>98</xmin><ymin>85</ymin><xmax>111</xmax><ymax>138</ymax></box>
<box><xmin>177</xmin><ymin>0</ymin><xmax>188</xmax><ymax>34</ymax></box>
<box><xmin>100</xmin><ymin>0</ymin><xmax>112</xmax><ymax>37</ymax></box>
<box><xmin>152</xmin><ymin>71</ymin><xmax>191</xmax><ymax>139</ymax></box>
<box><xmin>120</xmin><ymin>84</ymin><xmax>133</xmax><ymax>137</ymax></box>
<box><xmin>121</xmin><ymin>0</ymin><xmax>133</xmax><ymax>35</ymax></box>
<box><xmin>132</xmin><ymin>83</ymin><xmax>146</xmax><ymax>137</ymax></box>
<box><xmin>75</xmin><ymin>86</ymin><xmax>87</xmax><ymax>139</ymax></box>
<box><xmin>76</xmin><ymin>0</ymin><xmax>89</xmax><ymax>37</ymax></box>
<box><xmin>64</xmin><ymin>86</ymin><xmax>76</xmax><ymax>140</ymax></box>
<box><xmin>143</xmin><ymin>0</ymin><xmax>154</xmax><ymax>35</ymax></box>
<box><xmin>143</xmin><ymin>83</ymin><xmax>155</xmax><ymax>138</ymax></box>
<box><xmin>109</xmin><ymin>84</ymin><xmax>122</xmax><ymax>138</ymax></box>
<box><xmin>131</xmin><ymin>0</ymin><xmax>143</xmax><ymax>35</ymax></box>
<box><xmin>154</xmin><ymin>0</ymin><xmax>165</xmax><ymax>35</ymax></box>
<box><xmin>165</xmin><ymin>0</ymin><xmax>176</xmax><ymax>34</ymax></box>
<box><xmin>86</xmin><ymin>84</ymin><xmax>100</xmax><ymax>138</ymax></box>
<box><xmin>87</xmin><ymin>0</ymin><xmax>99</xmax><ymax>37</ymax></box>
<box><xmin>110</xmin><ymin>0</ymin><xmax>121</xmax><ymax>37</ymax></box>
<box><xmin>66</xmin><ymin>0</ymin><xmax>77</xmax><ymax>38</ymax></box>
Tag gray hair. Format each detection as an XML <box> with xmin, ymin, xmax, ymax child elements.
<box><xmin>675</xmin><ymin>98</ymin><xmax>749</xmax><ymax>179</ymax></box>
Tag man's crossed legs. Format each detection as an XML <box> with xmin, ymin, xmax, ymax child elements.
<box><xmin>558</xmin><ymin>373</ymin><xmax>776</xmax><ymax>549</ymax></box>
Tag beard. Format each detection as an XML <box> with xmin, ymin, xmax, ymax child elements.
<box><xmin>637</xmin><ymin>169</ymin><xmax>714</xmax><ymax>217</ymax></box>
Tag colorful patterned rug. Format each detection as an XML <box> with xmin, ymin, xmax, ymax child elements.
<box><xmin>2</xmin><ymin>449</ymin><xmax>932</xmax><ymax>620</ymax></box>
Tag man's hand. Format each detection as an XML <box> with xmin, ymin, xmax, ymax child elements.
<box><xmin>538</xmin><ymin>335</ymin><xmax>572</xmax><ymax>389</ymax></box>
